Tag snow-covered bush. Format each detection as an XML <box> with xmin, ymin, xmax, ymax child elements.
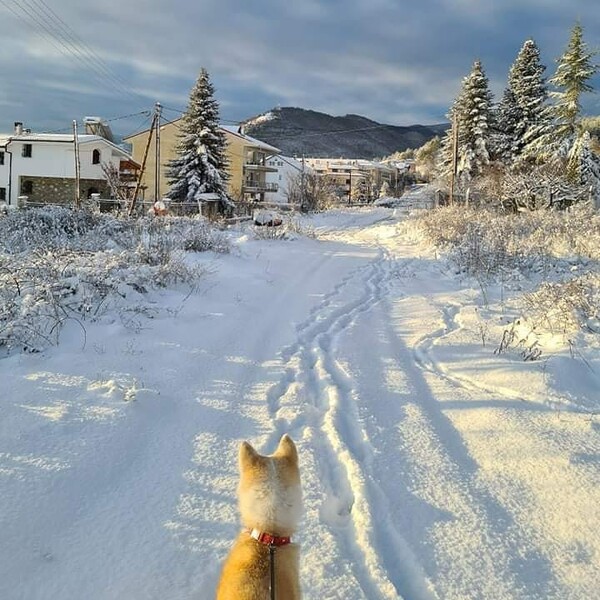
<box><xmin>0</xmin><ymin>207</ymin><xmax>230</xmax><ymax>255</ymax></box>
<box><xmin>0</xmin><ymin>207</ymin><xmax>229</xmax><ymax>353</ymax></box>
<box><xmin>418</xmin><ymin>203</ymin><xmax>600</xmax><ymax>280</ymax></box>
<box><xmin>522</xmin><ymin>273</ymin><xmax>600</xmax><ymax>334</ymax></box>
<box><xmin>416</xmin><ymin>203</ymin><xmax>600</xmax><ymax>340</ymax></box>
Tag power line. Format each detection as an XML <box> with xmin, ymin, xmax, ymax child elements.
<box><xmin>41</xmin><ymin>110</ymin><xmax>152</xmax><ymax>134</ymax></box>
<box><xmin>28</xmin><ymin>0</ymin><xmax>138</xmax><ymax>95</ymax></box>
<box><xmin>161</xmin><ymin>104</ymin><xmax>243</xmax><ymax>125</ymax></box>
<box><xmin>1</xmin><ymin>0</ymin><xmax>146</xmax><ymax>104</ymax></box>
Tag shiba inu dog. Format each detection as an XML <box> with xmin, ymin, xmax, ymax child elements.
<box><xmin>216</xmin><ymin>434</ymin><xmax>303</xmax><ymax>600</ymax></box>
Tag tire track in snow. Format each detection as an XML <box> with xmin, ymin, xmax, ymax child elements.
<box><xmin>264</xmin><ymin>248</ymin><xmax>436</xmax><ymax>600</ymax></box>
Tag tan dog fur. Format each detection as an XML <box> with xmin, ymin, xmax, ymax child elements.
<box><xmin>216</xmin><ymin>434</ymin><xmax>302</xmax><ymax>600</ymax></box>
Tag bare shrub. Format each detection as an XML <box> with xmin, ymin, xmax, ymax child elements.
<box><xmin>521</xmin><ymin>273</ymin><xmax>600</xmax><ymax>334</ymax></box>
<box><xmin>0</xmin><ymin>206</ymin><xmax>230</xmax><ymax>256</ymax></box>
<box><xmin>0</xmin><ymin>207</ymin><xmax>228</xmax><ymax>354</ymax></box>
<box><xmin>418</xmin><ymin>202</ymin><xmax>600</xmax><ymax>281</ymax></box>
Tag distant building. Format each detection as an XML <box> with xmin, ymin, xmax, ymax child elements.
<box><xmin>264</xmin><ymin>155</ymin><xmax>314</xmax><ymax>204</ymax></box>
<box><xmin>303</xmin><ymin>157</ymin><xmax>399</xmax><ymax>202</ymax></box>
<box><xmin>0</xmin><ymin>121</ymin><xmax>137</xmax><ymax>207</ymax></box>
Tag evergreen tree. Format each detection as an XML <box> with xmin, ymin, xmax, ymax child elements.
<box><xmin>526</xmin><ymin>24</ymin><xmax>598</xmax><ymax>177</ymax></box>
<box><xmin>456</xmin><ymin>60</ymin><xmax>493</xmax><ymax>182</ymax></box>
<box><xmin>167</xmin><ymin>68</ymin><xmax>231</xmax><ymax>208</ymax></box>
<box><xmin>574</xmin><ymin>131</ymin><xmax>600</xmax><ymax>203</ymax></box>
<box><xmin>492</xmin><ymin>88</ymin><xmax>523</xmax><ymax>164</ymax></box>
<box><xmin>508</xmin><ymin>39</ymin><xmax>549</xmax><ymax>156</ymax></box>
<box><xmin>438</xmin><ymin>102</ymin><xmax>461</xmax><ymax>183</ymax></box>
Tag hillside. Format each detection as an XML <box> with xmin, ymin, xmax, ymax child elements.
<box><xmin>242</xmin><ymin>107</ymin><xmax>447</xmax><ymax>158</ymax></box>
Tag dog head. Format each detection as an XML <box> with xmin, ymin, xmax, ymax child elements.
<box><xmin>238</xmin><ymin>434</ymin><xmax>302</xmax><ymax>536</ymax></box>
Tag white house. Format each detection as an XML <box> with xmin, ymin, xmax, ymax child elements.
<box><xmin>265</xmin><ymin>155</ymin><xmax>314</xmax><ymax>205</ymax></box>
<box><xmin>0</xmin><ymin>121</ymin><xmax>136</xmax><ymax>207</ymax></box>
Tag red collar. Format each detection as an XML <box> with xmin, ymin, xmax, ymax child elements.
<box><xmin>247</xmin><ymin>528</ymin><xmax>291</xmax><ymax>547</ymax></box>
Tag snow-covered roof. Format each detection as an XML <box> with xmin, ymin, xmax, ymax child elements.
<box><xmin>0</xmin><ymin>132</ymin><xmax>133</xmax><ymax>157</ymax></box>
<box><xmin>122</xmin><ymin>119</ymin><xmax>281</xmax><ymax>155</ymax></box>
<box><xmin>221</xmin><ymin>125</ymin><xmax>280</xmax><ymax>154</ymax></box>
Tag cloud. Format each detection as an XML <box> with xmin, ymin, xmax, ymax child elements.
<box><xmin>0</xmin><ymin>0</ymin><xmax>598</xmax><ymax>135</ymax></box>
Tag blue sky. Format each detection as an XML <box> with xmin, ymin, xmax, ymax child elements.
<box><xmin>0</xmin><ymin>0</ymin><xmax>598</xmax><ymax>137</ymax></box>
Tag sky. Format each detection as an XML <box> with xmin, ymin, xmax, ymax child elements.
<box><xmin>0</xmin><ymin>0</ymin><xmax>599</xmax><ymax>138</ymax></box>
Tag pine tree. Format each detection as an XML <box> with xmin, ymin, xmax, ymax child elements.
<box><xmin>167</xmin><ymin>68</ymin><xmax>231</xmax><ymax>208</ymax></box>
<box><xmin>525</xmin><ymin>24</ymin><xmax>598</xmax><ymax>176</ymax></box>
<box><xmin>438</xmin><ymin>104</ymin><xmax>460</xmax><ymax>182</ymax></box>
<box><xmin>456</xmin><ymin>60</ymin><xmax>493</xmax><ymax>182</ymax></box>
<box><xmin>492</xmin><ymin>88</ymin><xmax>523</xmax><ymax>164</ymax></box>
<box><xmin>508</xmin><ymin>39</ymin><xmax>548</xmax><ymax>156</ymax></box>
<box><xmin>574</xmin><ymin>131</ymin><xmax>600</xmax><ymax>203</ymax></box>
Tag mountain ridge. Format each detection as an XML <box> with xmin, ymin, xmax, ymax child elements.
<box><xmin>242</xmin><ymin>107</ymin><xmax>447</xmax><ymax>159</ymax></box>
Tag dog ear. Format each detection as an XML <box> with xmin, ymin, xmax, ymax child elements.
<box><xmin>274</xmin><ymin>434</ymin><xmax>298</xmax><ymax>463</ymax></box>
<box><xmin>239</xmin><ymin>440</ymin><xmax>260</xmax><ymax>468</ymax></box>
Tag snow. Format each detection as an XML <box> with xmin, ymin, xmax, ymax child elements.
<box><xmin>1</xmin><ymin>193</ymin><xmax>599</xmax><ymax>599</ymax></box>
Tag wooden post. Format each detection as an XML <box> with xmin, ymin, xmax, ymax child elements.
<box><xmin>73</xmin><ymin>120</ymin><xmax>81</xmax><ymax>209</ymax></box>
<box><xmin>128</xmin><ymin>110</ymin><xmax>158</xmax><ymax>216</ymax></box>
<box><xmin>449</xmin><ymin>115</ymin><xmax>458</xmax><ymax>207</ymax></box>
<box><xmin>154</xmin><ymin>102</ymin><xmax>162</xmax><ymax>201</ymax></box>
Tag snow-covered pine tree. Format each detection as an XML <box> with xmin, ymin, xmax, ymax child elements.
<box><xmin>525</xmin><ymin>24</ymin><xmax>598</xmax><ymax>177</ymax></box>
<box><xmin>456</xmin><ymin>60</ymin><xmax>493</xmax><ymax>182</ymax></box>
<box><xmin>167</xmin><ymin>68</ymin><xmax>232</xmax><ymax>210</ymax></box>
<box><xmin>573</xmin><ymin>131</ymin><xmax>600</xmax><ymax>205</ymax></box>
<box><xmin>438</xmin><ymin>111</ymin><xmax>458</xmax><ymax>183</ymax></box>
<box><xmin>491</xmin><ymin>88</ymin><xmax>523</xmax><ymax>164</ymax></box>
<box><xmin>508</xmin><ymin>39</ymin><xmax>549</xmax><ymax>157</ymax></box>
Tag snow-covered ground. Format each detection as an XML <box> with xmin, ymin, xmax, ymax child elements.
<box><xmin>1</xmin><ymin>194</ymin><xmax>598</xmax><ymax>599</ymax></box>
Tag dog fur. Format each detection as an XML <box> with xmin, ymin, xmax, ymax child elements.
<box><xmin>216</xmin><ymin>434</ymin><xmax>303</xmax><ymax>600</ymax></box>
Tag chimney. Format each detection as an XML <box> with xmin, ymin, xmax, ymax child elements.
<box><xmin>14</xmin><ymin>122</ymin><xmax>23</xmax><ymax>135</ymax></box>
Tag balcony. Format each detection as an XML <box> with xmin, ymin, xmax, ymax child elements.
<box><xmin>244</xmin><ymin>161</ymin><xmax>278</xmax><ymax>172</ymax></box>
<box><xmin>244</xmin><ymin>150</ymin><xmax>278</xmax><ymax>172</ymax></box>
<box><xmin>243</xmin><ymin>181</ymin><xmax>279</xmax><ymax>193</ymax></box>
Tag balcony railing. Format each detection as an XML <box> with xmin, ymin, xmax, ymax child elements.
<box><xmin>244</xmin><ymin>161</ymin><xmax>278</xmax><ymax>172</ymax></box>
<box><xmin>243</xmin><ymin>181</ymin><xmax>279</xmax><ymax>193</ymax></box>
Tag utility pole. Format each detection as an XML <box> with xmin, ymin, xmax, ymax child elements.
<box><xmin>73</xmin><ymin>120</ymin><xmax>81</xmax><ymax>209</ymax></box>
<box><xmin>300</xmin><ymin>153</ymin><xmax>306</xmax><ymax>211</ymax></box>
<box><xmin>348</xmin><ymin>165</ymin><xmax>352</xmax><ymax>204</ymax></box>
<box><xmin>449</xmin><ymin>115</ymin><xmax>459</xmax><ymax>207</ymax></box>
<box><xmin>128</xmin><ymin>106</ymin><xmax>159</xmax><ymax>216</ymax></box>
<box><xmin>154</xmin><ymin>101</ymin><xmax>162</xmax><ymax>201</ymax></box>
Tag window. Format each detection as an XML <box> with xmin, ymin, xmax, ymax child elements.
<box><xmin>21</xmin><ymin>180</ymin><xmax>33</xmax><ymax>195</ymax></box>
<box><xmin>0</xmin><ymin>188</ymin><xmax>5</xmax><ymax>201</ymax></box>
<box><xmin>92</xmin><ymin>149</ymin><xmax>101</xmax><ymax>164</ymax></box>
<box><xmin>22</xmin><ymin>144</ymin><xmax>32</xmax><ymax>158</ymax></box>
<box><xmin>0</xmin><ymin>152</ymin><xmax>4</xmax><ymax>165</ymax></box>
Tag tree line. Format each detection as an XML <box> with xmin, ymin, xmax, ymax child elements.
<box><xmin>432</xmin><ymin>23</ymin><xmax>599</xmax><ymax>210</ymax></box>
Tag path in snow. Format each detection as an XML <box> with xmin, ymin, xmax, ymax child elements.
<box><xmin>1</xmin><ymin>205</ymin><xmax>598</xmax><ymax>599</ymax></box>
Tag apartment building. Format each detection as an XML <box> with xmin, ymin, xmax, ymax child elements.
<box><xmin>264</xmin><ymin>155</ymin><xmax>314</xmax><ymax>204</ymax></box>
<box><xmin>123</xmin><ymin>121</ymin><xmax>280</xmax><ymax>206</ymax></box>
<box><xmin>221</xmin><ymin>126</ymin><xmax>280</xmax><ymax>203</ymax></box>
<box><xmin>303</xmin><ymin>157</ymin><xmax>398</xmax><ymax>202</ymax></box>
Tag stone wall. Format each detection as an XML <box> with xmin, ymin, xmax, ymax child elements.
<box><xmin>18</xmin><ymin>176</ymin><xmax>108</xmax><ymax>205</ymax></box>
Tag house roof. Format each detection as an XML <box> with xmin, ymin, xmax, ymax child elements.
<box><xmin>123</xmin><ymin>119</ymin><xmax>281</xmax><ymax>155</ymax></box>
<box><xmin>221</xmin><ymin>126</ymin><xmax>280</xmax><ymax>154</ymax></box>
<box><xmin>0</xmin><ymin>132</ymin><xmax>133</xmax><ymax>158</ymax></box>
